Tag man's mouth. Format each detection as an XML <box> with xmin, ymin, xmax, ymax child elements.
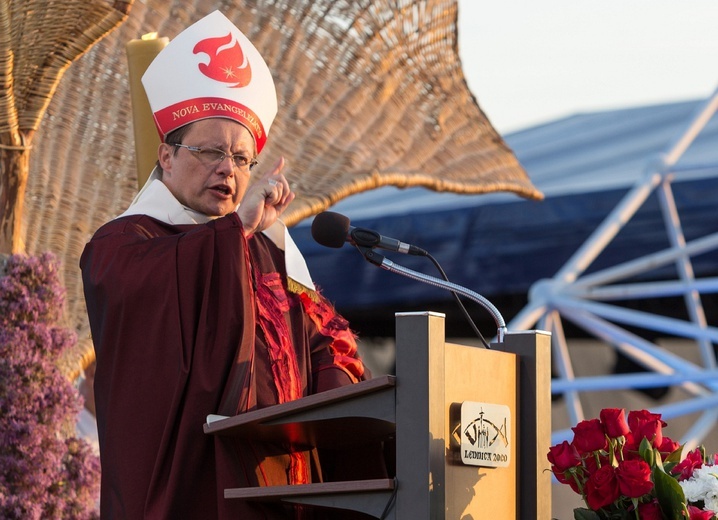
<box><xmin>211</xmin><ymin>185</ymin><xmax>233</xmax><ymax>196</ymax></box>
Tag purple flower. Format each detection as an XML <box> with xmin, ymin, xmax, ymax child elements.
<box><xmin>0</xmin><ymin>253</ymin><xmax>100</xmax><ymax>518</ymax></box>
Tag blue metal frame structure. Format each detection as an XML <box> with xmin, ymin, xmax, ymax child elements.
<box><xmin>509</xmin><ymin>90</ymin><xmax>718</xmax><ymax>449</ymax></box>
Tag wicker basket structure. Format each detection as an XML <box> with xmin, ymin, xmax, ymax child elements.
<box><xmin>15</xmin><ymin>0</ymin><xmax>541</xmax><ymax>373</ymax></box>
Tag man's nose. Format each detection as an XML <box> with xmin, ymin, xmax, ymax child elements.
<box><xmin>215</xmin><ymin>156</ymin><xmax>235</xmax><ymax>176</ymax></box>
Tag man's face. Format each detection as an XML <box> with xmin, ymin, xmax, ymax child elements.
<box><xmin>159</xmin><ymin>119</ymin><xmax>256</xmax><ymax>217</ymax></box>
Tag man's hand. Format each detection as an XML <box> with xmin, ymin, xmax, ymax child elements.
<box><xmin>237</xmin><ymin>157</ymin><xmax>295</xmax><ymax>235</ymax></box>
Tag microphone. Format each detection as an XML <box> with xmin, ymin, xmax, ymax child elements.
<box><xmin>311</xmin><ymin>212</ymin><xmax>428</xmax><ymax>256</ymax></box>
<box><xmin>311</xmin><ymin>211</ymin><xmax>504</xmax><ymax>345</ymax></box>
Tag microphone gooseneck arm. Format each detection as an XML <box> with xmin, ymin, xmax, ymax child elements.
<box><xmin>358</xmin><ymin>247</ymin><xmax>508</xmax><ymax>343</ymax></box>
<box><xmin>425</xmin><ymin>252</ymin><xmax>490</xmax><ymax>349</ymax></box>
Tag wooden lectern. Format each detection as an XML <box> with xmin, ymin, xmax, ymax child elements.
<box><xmin>204</xmin><ymin>312</ymin><xmax>552</xmax><ymax>519</ymax></box>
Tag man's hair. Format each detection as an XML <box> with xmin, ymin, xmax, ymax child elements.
<box><xmin>165</xmin><ymin>124</ymin><xmax>194</xmax><ymax>149</ymax></box>
<box><xmin>155</xmin><ymin>123</ymin><xmax>195</xmax><ymax>174</ymax></box>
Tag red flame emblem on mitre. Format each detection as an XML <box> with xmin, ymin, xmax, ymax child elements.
<box><xmin>193</xmin><ymin>33</ymin><xmax>252</xmax><ymax>88</ymax></box>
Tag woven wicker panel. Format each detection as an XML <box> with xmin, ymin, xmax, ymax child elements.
<box><xmin>22</xmin><ymin>0</ymin><xmax>541</xmax><ymax>372</ymax></box>
<box><xmin>1</xmin><ymin>0</ymin><xmax>131</xmax><ymax>135</ymax></box>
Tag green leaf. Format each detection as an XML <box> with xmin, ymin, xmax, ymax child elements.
<box><xmin>652</xmin><ymin>465</ymin><xmax>687</xmax><ymax>520</ymax></box>
<box><xmin>574</xmin><ymin>508</ymin><xmax>602</xmax><ymax>520</ymax></box>
<box><xmin>664</xmin><ymin>444</ymin><xmax>684</xmax><ymax>466</ymax></box>
<box><xmin>639</xmin><ymin>438</ymin><xmax>655</xmax><ymax>466</ymax></box>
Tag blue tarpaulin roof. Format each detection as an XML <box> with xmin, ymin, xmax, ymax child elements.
<box><xmin>291</xmin><ymin>100</ymin><xmax>718</xmax><ymax>325</ymax></box>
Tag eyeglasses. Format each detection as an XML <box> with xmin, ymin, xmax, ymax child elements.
<box><xmin>173</xmin><ymin>143</ymin><xmax>258</xmax><ymax>171</ymax></box>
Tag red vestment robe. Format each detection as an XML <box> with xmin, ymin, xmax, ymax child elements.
<box><xmin>81</xmin><ymin>213</ymin><xmax>371</xmax><ymax>519</ymax></box>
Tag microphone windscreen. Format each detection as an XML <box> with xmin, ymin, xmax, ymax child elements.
<box><xmin>311</xmin><ymin>212</ymin><xmax>350</xmax><ymax>248</ymax></box>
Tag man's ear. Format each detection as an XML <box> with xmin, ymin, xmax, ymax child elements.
<box><xmin>158</xmin><ymin>143</ymin><xmax>174</xmax><ymax>172</ymax></box>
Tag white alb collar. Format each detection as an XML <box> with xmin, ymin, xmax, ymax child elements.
<box><xmin>118</xmin><ymin>167</ymin><xmax>315</xmax><ymax>291</ymax></box>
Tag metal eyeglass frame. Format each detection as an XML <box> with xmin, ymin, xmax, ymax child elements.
<box><xmin>172</xmin><ymin>143</ymin><xmax>258</xmax><ymax>170</ymax></box>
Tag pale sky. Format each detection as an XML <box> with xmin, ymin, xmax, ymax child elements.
<box><xmin>457</xmin><ymin>1</ymin><xmax>718</xmax><ymax>134</ymax></box>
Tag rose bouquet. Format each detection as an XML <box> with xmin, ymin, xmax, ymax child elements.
<box><xmin>548</xmin><ymin>408</ymin><xmax>718</xmax><ymax>519</ymax></box>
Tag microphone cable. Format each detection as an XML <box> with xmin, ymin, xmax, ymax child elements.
<box><xmin>424</xmin><ymin>252</ymin><xmax>491</xmax><ymax>349</ymax></box>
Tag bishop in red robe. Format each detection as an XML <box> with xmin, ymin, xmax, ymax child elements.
<box><xmin>81</xmin><ymin>11</ymin><xmax>379</xmax><ymax>519</ymax></box>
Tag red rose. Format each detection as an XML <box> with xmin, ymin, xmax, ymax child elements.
<box><xmin>627</xmin><ymin>410</ymin><xmax>665</xmax><ymax>448</ymax></box>
<box><xmin>548</xmin><ymin>441</ymin><xmax>584</xmax><ymax>494</ymax></box>
<box><xmin>621</xmin><ymin>432</ymin><xmax>641</xmax><ymax>459</ymax></box>
<box><xmin>688</xmin><ymin>505</ymin><xmax>714</xmax><ymax>520</ymax></box>
<box><xmin>572</xmin><ymin>419</ymin><xmax>607</xmax><ymax>454</ymax></box>
<box><xmin>657</xmin><ymin>436</ymin><xmax>680</xmax><ymax>457</ymax></box>
<box><xmin>548</xmin><ymin>441</ymin><xmax>581</xmax><ymax>472</ymax></box>
<box><xmin>616</xmin><ymin>459</ymin><xmax>653</xmax><ymax>498</ymax></box>
<box><xmin>585</xmin><ymin>465</ymin><xmax>620</xmax><ymax>510</ymax></box>
<box><xmin>600</xmin><ymin>408</ymin><xmax>630</xmax><ymax>438</ymax></box>
<box><xmin>583</xmin><ymin>450</ymin><xmax>610</xmax><ymax>476</ymax></box>
<box><xmin>672</xmin><ymin>448</ymin><xmax>704</xmax><ymax>481</ymax></box>
<box><xmin>554</xmin><ymin>466</ymin><xmax>583</xmax><ymax>494</ymax></box>
<box><xmin>637</xmin><ymin>499</ymin><xmax>662</xmax><ymax>519</ymax></box>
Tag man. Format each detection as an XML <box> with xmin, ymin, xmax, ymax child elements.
<box><xmin>81</xmin><ymin>11</ymin><xmax>373</xmax><ymax>519</ymax></box>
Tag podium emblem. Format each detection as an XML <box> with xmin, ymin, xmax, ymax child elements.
<box><xmin>459</xmin><ymin>402</ymin><xmax>511</xmax><ymax>468</ymax></box>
